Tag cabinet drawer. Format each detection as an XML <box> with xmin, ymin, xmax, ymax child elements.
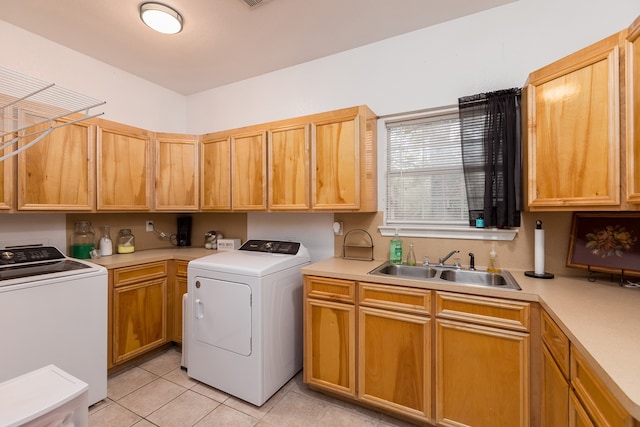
<box><xmin>541</xmin><ymin>310</ymin><xmax>570</xmax><ymax>378</ymax></box>
<box><xmin>359</xmin><ymin>282</ymin><xmax>430</xmax><ymax>316</ymax></box>
<box><xmin>113</xmin><ymin>261</ymin><xmax>168</xmax><ymax>287</ymax></box>
<box><xmin>175</xmin><ymin>260</ymin><xmax>188</xmax><ymax>278</ymax></box>
<box><xmin>435</xmin><ymin>291</ymin><xmax>530</xmax><ymax>332</ymax></box>
<box><xmin>571</xmin><ymin>345</ymin><xmax>632</xmax><ymax>427</ymax></box>
<box><xmin>305</xmin><ymin>276</ymin><xmax>355</xmax><ymax>304</ymax></box>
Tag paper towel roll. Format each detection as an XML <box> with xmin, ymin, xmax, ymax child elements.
<box><xmin>534</xmin><ymin>228</ymin><xmax>545</xmax><ymax>275</ymax></box>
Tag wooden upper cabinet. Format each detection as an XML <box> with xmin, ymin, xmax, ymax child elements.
<box><xmin>231</xmin><ymin>130</ymin><xmax>267</xmax><ymax>211</ymax></box>
<box><xmin>268</xmin><ymin>123</ymin><xmax>310</xmax><ymax>210</ymax></box>
<box><xmin>311</xmin><ymin>106</ymin><xmax>377</xmax><ymax>212</ymax></box>
<box><xmin>200</xmin><ymin>134</ymin><xmax>231</xmax><ymax>210</ymax></box>
<box><xmin>96</xmin><ymin>120</ymin><xmax>152</xmax><ymax>211</ymax></box>
<box><xmin>0</xmin><ymin>135</ymin><xmax>16</xmax><ymax>211</ymax></box>
<box><xmin>154</xmin><ymin>132</ymin><xmax>199</xmax><ymax>211</ymax></box>
<box><xmin>626</xmin><ymin>16</ymin><xmax>640</xmax><ymax>205</ymax></box>
<box><xmin>524</xmin><ymin>32</ymin><xmax>623</xmax><ymax>211</ymax></box>
<box><xmin>18</xmin><ymin>113</ymin><xmax>95</xmax><ymax>211</ymax></box>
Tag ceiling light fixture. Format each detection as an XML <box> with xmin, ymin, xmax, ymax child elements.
<box><xmin>139</xmin><ymin>2</ymin><xmax>183</xmax><ymax>34</ymax></box>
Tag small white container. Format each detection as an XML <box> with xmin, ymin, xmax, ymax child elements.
<box><xmin>217</xmin><ymin>238</ymin><xmax>241</xmax><ymax>251</ymax></box>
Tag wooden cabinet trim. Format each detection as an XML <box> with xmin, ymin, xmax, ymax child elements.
<box><xmin>542</xmin><ymin>343</ymin><xmax>570</xmax><ymax>427</ymax></box>
<box><xmin>113</xmin><ymin>261</ymin><xmax>168</xmax><ymax>287</ymax></box>
<box><xmin>305</xmin><ymin>276</ymin><xmax>355</xmax><ymax>304</ymax></box>
<box><xmin>175</xmin><ymin>260</ymin><xmax>188</xmax><ymax>277</ymax></box>
<box><xmin>435</xmin><ymin>291</ymin><xmax>530</xmax><ymax>332</ymax></box>
<box><xmin>626</xmin><ymin>20</ymin><xmax>640</xmax><ymax>205</ymax></box>
<box><xmin>541</xmin><ymin>310</ymin><xmax>570</xmax><ymax>378</ymax></box>
<box><xmin>358</xmin><ymin>281</ymin><xmax>430</xmax><ymax>316</ymax></box>
<box><xmin>571</xmin><ymin>344</ymin><xmax>632</xmax><ymax>427</ymax></box>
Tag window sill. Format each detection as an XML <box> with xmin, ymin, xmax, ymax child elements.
<box><xmin>379</xmin><ymin>225</ymin><xmax>518</xmax><ymax>241</ymax></box>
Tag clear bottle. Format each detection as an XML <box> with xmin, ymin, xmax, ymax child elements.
<box><xmin>487</xmin><ymin>246</ymin><xmax>501</xmax><ymax>273</ymax></box>
<box><xmin>406</xmin><ymin>243</ymin><xmax>417</xmax><ymax>266</ymax></box>
<box><xmin>71</xmin><ymin>221</ymin><xmax>95</xmax><ymax>259</ymax></box>
<box><xmin>389</xmin><ymin>230</ymin><xmax>403</xmax><ymax>265</ymax></box>
<box><xmin>117</xmin><ymin>229</ymin><xmax>136</xmax><ymax>254</ymax></box>
<box><xmin>99</xmin><ymin>225</ymin><xmax>113</xmax><ymax>256</ymax></box>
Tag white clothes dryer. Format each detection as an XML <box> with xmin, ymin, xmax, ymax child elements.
<box><xmin>186</xmin><ymin>240</ymin><xmax>310</xmax><ymax>406</ymax></box>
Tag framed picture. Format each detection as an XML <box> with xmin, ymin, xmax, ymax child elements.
<box><xmin>567</xmin><ymin>212</ymin><xmax>640</xmax><ymax>277</ymax></box>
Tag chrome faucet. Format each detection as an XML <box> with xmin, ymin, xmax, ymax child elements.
<box><xmin>438</xmin><ymin>250</ymin><xmax>460</xmax><ymax>266</ymax></box>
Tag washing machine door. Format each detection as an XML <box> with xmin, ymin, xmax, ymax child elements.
<box><xmin>192</xmin><ymin>277</ymin><xmax>252</xmax><ymax>356</ymax></box>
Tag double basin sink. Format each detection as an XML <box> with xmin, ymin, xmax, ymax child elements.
<box><xmin>369</xmin><ymin>262</ymin><xmax>521</xmax><ymax>290</ymax></box>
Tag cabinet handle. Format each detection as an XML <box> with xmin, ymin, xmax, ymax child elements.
<box><xmin>195</xmin><ymin>299</ymin><xmax>204</xmax><ymax>319</ymax></box>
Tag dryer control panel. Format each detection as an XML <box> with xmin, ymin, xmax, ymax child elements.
<box><xmin>239</xmin><ymin>240</ymin><xmax>301</xmax><ymax>255</ymax></box>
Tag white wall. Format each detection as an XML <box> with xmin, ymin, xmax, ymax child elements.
<box><xmin>1</xmin><ymin>0</ymin><xmax>638</xmax><ymax>260</ymax></box>
<box><xmin>186</xmin><ymin>0</ymin><xmax>640</xmax><ymax>133</ymax></box>
<box><xmin>0</xmin><ymin>21</ymin><xmax>186</xmax><ymax>133</ymax></box>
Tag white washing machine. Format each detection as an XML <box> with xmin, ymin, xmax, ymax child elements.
<box><xmin>186</xmin><ymin>240</ymin><xmax>310</xmax><ymax>406</ymax></box>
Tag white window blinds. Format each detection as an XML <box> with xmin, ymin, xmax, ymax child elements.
<box><xmin>386</xmin><ymin>112</ymin><xmax>468</xmax><ymax>226</ymax></box>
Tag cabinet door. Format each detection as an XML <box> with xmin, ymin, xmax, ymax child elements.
<box><xmin>97</xmin><ymin>122</ymin><xmax>152</xmax><ymax>210</ymax></box>
<box><xmin>626</xmin><ymin>17</ymin><xmax>640</xmax><ymax>205</ymax></box>
<box><xmin>18</xmin><ymin>114</ymin><xmax>94</xmax><ymax>210</ymax></box>
<box><xmin>268</xmin><ymin>123</ymin><xmax>310</xmax><ymax>210</ymax></box>
<box><xmin>0</xmin><ymin>135</ymin><xmax>15</xmax><ymax>211</ymax></box>
<box><xmin>172</xmin><ymin>262</ymin><xmax>188</xmax><ymax>343</ymax></box>
<box><xmin>311</xmin><ymin>113</ymin><xmax>360</xmax><ymax>210</ymax></box>
<box><xmin>569</xmin><ymin>390</ymin><xmax>596</xmax><ymax>427</ymax></box>
<box><xmin>231</xmin><ymin>131</ymin><xmax>266</xmax><ymax>210</ymax></box>
<box><xmin>571</xmin><ymin>345</ymin><xmax>633</xmax><ymax>427</ymax></box>
<box><xmin>155</xmin><ymin>133</ymin><xmax>199</xmax><ymax>211</ymax></box>
<box><xmin>200</xmin><ymin>136</ymin><xmax>231</xmax><ymax>210</ymax></box>
<box><xmin>304</xmin><ymin>297</ymin><xmax>356</xmax><ymax>398</ymax></box>
<box><xmin>435</xmin><ymin>319</ymin><xmax>530</xmax><ymax>427</ymax></box>
<box><xmin>525</xmin><ymin>32</ymin><xmax>622</xmax><ymax>210</ymax></box>
<box><xmin>113</xmin><ymin>277</ymin><xmax>167</xmax><ymax>364</ymax></box>
<box><xmin>542</xmin><ymin>344</ymin><xmax>569</xmax><ymax>427</ymax></box>
<box><xmin>359</xmin><ymin>306</ymin><xmax>431</xmax><ymax>423</ymax></box>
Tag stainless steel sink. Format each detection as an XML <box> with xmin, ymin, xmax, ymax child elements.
<box><xmin>370</xmin><ymin>263</ymin><xmax>438</xmax><ymax>279</ymax></box>
<box><xmin>439</xmin><ymin>269</ymin><xmax>521</xmax><ymax>290</ymax></box>
<box><xmin>369</xmin><ymin>262</ymin><xmax>521</xmax><ymax>290</ymax></box>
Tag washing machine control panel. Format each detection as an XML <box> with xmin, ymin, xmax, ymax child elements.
<box><xmin>239</xmin><ymin>240</ymin><xmax>301</xmax><ymax>255</ymax></box>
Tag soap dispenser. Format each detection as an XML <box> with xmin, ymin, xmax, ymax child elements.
<box><xmin>389</xmin><ymin>230</ymin><xmax>403</xmax><ymax>265</ymax></box>
<box><xmin>487</xmin><ymin>245</ymin><xmax>501</xmax><ymax>273</ymax></box>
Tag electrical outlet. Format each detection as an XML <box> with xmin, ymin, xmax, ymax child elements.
<box><xmin>146</xmin><ymin>220</ymin><xmax>154</xmax><ymax>232</ymax></box>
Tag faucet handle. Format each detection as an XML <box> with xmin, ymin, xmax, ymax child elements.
<box><xmin>423</xmin><ymin>256</ymin><xmax>430</xmax><ymax>266</ymax></box>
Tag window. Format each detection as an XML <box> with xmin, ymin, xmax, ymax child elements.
<box><xmin>386</xmin><ymin>110</ymin><xmax>468</xmax><ymax>226</ymax></box>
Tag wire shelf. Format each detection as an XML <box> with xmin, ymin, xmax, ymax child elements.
<box><xmin>0</xmin><ymin>66</ymin><xmax>105</xmax><ymax>161</ymax></box>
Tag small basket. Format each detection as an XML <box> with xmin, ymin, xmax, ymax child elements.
<box><xmin>342</xmin><ymin>229</ymin><xmax>374</xmax><ymax>261</ymax></box>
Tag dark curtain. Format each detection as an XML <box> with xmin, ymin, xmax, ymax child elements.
<box><xmin>458</xmin><ymin>88</ymin><xmax>522</xmax><ymax>228</ymax></box>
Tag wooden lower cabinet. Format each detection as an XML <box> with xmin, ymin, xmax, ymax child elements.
<box><xmin>304</xmin><ymin>276</ymin><xmax>532</xmax><ymax>426</ymax></box>
<box><xmin>358</xmin><ymin>283</ymin><xmax>431</xmax><ymax>424</ymax></box>
<box><xmin>435</xmin><ymin>319</ymin><xmax>530</xmax><ymax>427</ymax></box>
<box><xmin>304</xmin><ymin>276</ymin><xmax>356</xmax><ymax>398</ymax></box>
<box><xmin>171</xmin><ymin>261</ymin><xmax>188</xmax><ymax>343</ymax></box>
<box><xmin>570</xmin><ymin>390</ymin><xmax>596</xmax><ymax>427</ymax></box>
<box><xmin>111</xmin><ymin>261</ymin><xmax>168</xmax><ymax>366</ymax></box>
<box><xmin>542</xmin><ymin>342</ymin><xmax>570</xmax><ymax>426</ymax></box>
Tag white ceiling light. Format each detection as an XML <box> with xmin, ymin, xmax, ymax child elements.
<box><xmin>139</xmin><ymin>2</ymin><xmax>183</xmax><ymax>34</ymax></box>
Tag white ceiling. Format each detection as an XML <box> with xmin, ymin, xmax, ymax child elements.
<box><xmin>0</xmin><ymin>0</ymin><xmax>515</xmax><ymax>95</ymax></box>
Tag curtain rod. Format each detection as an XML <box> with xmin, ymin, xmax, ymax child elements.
<box><xmin>377</xmin><ymin>104</ymin><xmax>458</xmax><ymax>120</ymax></box>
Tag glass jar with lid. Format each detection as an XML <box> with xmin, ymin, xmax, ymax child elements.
<box><xmin>117</xmin><ymin>229</ymin><xmax>135</xmax><ymax>254</ymax></box>
<box><xmin>71</xmin><ymin>221</ymin><xmax>95</xmax><ymax>259</ymax></box>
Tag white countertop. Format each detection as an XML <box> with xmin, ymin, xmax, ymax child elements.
<box><xmin>301</xmin><ymin>257</ymin><xmax>640</xmax><ymax>420</ymax></box>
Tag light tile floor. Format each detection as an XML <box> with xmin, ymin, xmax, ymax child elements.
<box><xmin>89</xmin><ymin>347</ymin><xmax>419</xmax><ymax>427</ymax></box>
